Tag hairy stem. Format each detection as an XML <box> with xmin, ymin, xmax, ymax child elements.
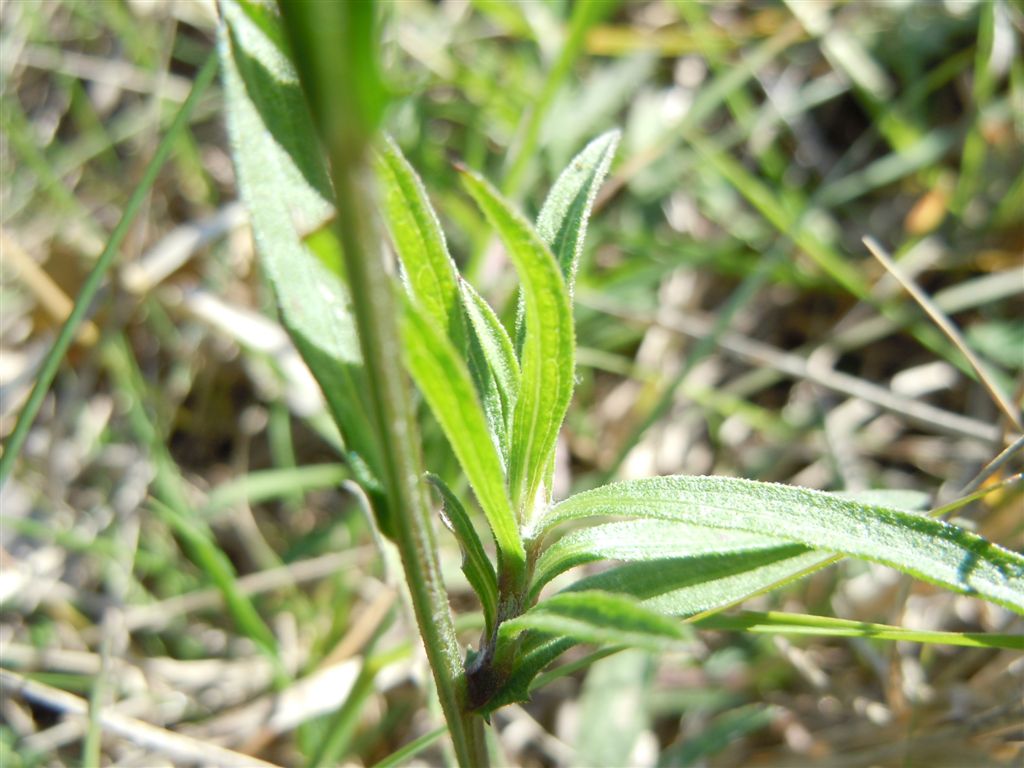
<box><xmin>277</xmin><ymin>3</ymin><xmax>487</xmax><ymax>764</ymax></box>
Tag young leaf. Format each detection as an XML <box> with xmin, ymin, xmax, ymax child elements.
<box><xmin>375</xmin><ymin>135</ymin><xmax>464</xmax><ymax>343</ymax></box>
<box><xmin>531</xmin><ymin>519</ymin><xmax>789</xmax><ymax>600</ymax></box>
<box><xmin>427</xmin><ymin>474</ymin><xmax>499</xmax><ymax>635</ymax></box>
<box><xmin>400</xmin><ymin>296</ymin><xmax>525</xmax><ymax>568</ymax></box>
<box><xmin>376</xmin><ymin>138</ymin><xmax>515</xmax><ymax>457</ymax></box>
<box><xmin>542</xmin><ymin>476</ymin><xmax>1024</xmax><ymax>614</ymax></box>
<box><xmin>480</xmin><ymin>635</ymin><xmax>576</xmax><ymax>713</ymax></box>
<box><xmin>569</xmin><ymin>547</ymin><xmax>836</xmax><ymax>617</ymax></box>
<box><xmin>498</xmin><ymin>590</ymin><xmax>689</xmax><ymax>651</ymax></box>
<box><xmin>480</xmin><ymin>546</ymin><xmax>832</xmax><ymax>713</ymax></box>
<box><xmin>459</xmin><ymin>168</ymin><xmax>574</xmax><ymax>521</ymax></box>
<box><xmin>536</xmin><ymin>130</ymin><xmax>620</xmax><ymax>293</ymax></box>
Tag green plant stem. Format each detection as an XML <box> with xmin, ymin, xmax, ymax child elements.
<box><xmin>277</xmin><ymin>4</ymin><xmax>486</xmax><ymax>765</ymax></box>
<box><xmin>0</xmin><ymin>53</ymin><xmax>218</xmax><ymax>487</ymax></box>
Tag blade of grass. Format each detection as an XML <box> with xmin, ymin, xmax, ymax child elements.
<box><xmin>694</xmin><ymin>610</ymin><xmax>1024</xmax><ymax>650</ymax></box>
<box><xmin>501</xmin><ymin>0</ymin><xmax>618</xmax><ymax>198</ymax></box>
<box><xmin>371</xmin><ymin>725</ymin><xmax>448</xmax><ymax>768</ymax></box>
<box><xmin>0</xmin><ymin>53</ymin><xmax>218</xmax><ymax>486</ymax></box>
<box><xmin>202</xmin><ymin>464</ymin><xmax>349</xmax><ymax>519</ymax></box>
<box><xmin>864</xmin><ymin>236</ymin><xmax>1023</xmax><ymax>432</ymax></box>
<box><xmin>101</xmin><ymin>335</ymin><xmax>284</xmax><ymax>677</ymax></box>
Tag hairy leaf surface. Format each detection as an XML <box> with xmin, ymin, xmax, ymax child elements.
<box><xmin>531</xmin><ymin>519</ymin><xmax>789</xmax><ymax>599</ymax></box>
<box><xmin>428</xmin><ymin>474</ymin><xmax>499</xmax><ymax>634</ymax></box>
<box><xmin>499</xmin><ymin>591</ymin><xmax>688</xmax><ymax>651</ymax></box>
<box><xmin>543</xmin><ymin>476</ymin><xmax>1024</xmax><ymax>614</ymax></box>
<box><xmin>401</xmin><ymin>297</ymin><xmax>524</xmax><ymax>565</ymax></box>
<box><xmin>220</xmin><ymin>2</ymin><xmax>384</xmax><ymax>507</ymax></box>
<box><xmin>569</xmin><ymin>548</ymin><xmax>835</xmax><ymax>616</ymax></box>
<box><xmin>536</xmin><ymin>130</ymin><xmax>620</xmax><ymax>293</ymax></box>
<box><xmin>460</xmin><ymin>169</ymin><xmax>574</xmax><ymax>521</ymax></box>
<box><xmin>375</xmin><ymin>135</ymin><xmax>463</xmax><ymax>342</ymax></box>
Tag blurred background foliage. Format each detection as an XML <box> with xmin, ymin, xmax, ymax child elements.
<box><xmin>1</xmin><ymin>1</ymin><xmax>1022</xmax><ymax>766</ymax></box>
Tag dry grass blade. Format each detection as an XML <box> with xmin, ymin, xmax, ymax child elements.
<box><xmin>580</xmin><ymin>294</ymin><xmax>1002</xmax><ymax>444</ymax></box>
<box><xmin>960</xmin><ymin>433</ymin><xmax>1024</xmax><ymax>495</ymax></box>
<box><xmin>1</xmin><ymin>230</ymin><xmax>99</xmax><ymax>346</ymax></box>
<box><xmin>1</xmin><ymin>669</ymin><xmax>283</xmax><ymax>768</ymax></box>
<box><xmin>864</xmin><ymin>236</ymin><xmax>1023</xmax><ymax>433</ymax></box>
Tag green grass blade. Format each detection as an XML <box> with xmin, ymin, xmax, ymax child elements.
<box><xmin>148</xmin><ymin>497</ymin><xmax>281</xmax><ymax>661</ymax></box>
<box><xmin>459</xmin><ymin>167</ymin><xmax>574</xmax><ymax>521</ymax></box>
<box><xmin>499</xmin><ymin>590</ymin><xmax>689</xmax><ymax>651</ymax></box>
<box><xmin>401</xmin><ymin>296</ymin><xmax>525</xmax><ymax>567</ymax></box>
<box><xmin>202</xmin><ymin>464</ymin><xmax>349</xmax><ymax>518</ymax></box>
<box><xmin>660</xmin><ymin>705</ymin><xmax>774</xmax><ymax>767</ymax></box>
<box><xmin>694</xmin><ymin>610</ymin><xmax>1024</xmax><ymax>650</ymax></box>
<box><xmin>428</xmin><ymin>473</ymin><xmax>500</xmax><ymax>635</ymax></box>
<box><xmin>536</xmin><ymin>129</ymin><xmax>620</xmax><ymax>293</ymax></box>
<box><xmin>101</xmin><ymin>336</ymin><xmax>285</xmax><ymax>677</ymax></box>
<box><xmin>0</xmin><ymin>54</ymin><xmax>218</xmax><ymax>486</ymax></box>
<box><xmin>544</xmin><ymin>476</ymin><xmax>1024</xmax><ymax>614</ymax></box>
<box><xmin>371</xmin><ymin>726</ymin><xmax>449</xmax><ymax>768</ymax></box>
<box><xmin>501</xmin><ymin>0</ymin><xmax>618</xmax><ymax>198</ymax></box>
<box><xmin>687</xmin><ymin>134</ymin><xmax>867</xmax><ymax>299</ymax></box>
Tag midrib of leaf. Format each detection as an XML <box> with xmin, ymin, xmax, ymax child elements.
<box><xmin>543</xmin><ymin>476</ymin><xmax>1024</xmax><ymax>614</ymax></box>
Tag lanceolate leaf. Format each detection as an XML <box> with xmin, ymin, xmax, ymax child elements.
<box><xmin>498</xmin><ymin>591</ymin><xmax>689</xmax><ymax>651</ymax></box>
<box><xmin>401</xmin><ymin>297</ymin><xmax>525</xmax><ymax>567</ymax></box>
<box><xmin>536</xmin><ymin>130</ymin><xmax>620</xmax><ymax>293</ymax></box>
<box><xmin>220</xmin><ymin>2</ymin><xmax>385</xmax><ymax>513</ymax></box>
<box><xmin>531</xmin><ymin>519</ymin><xmax>789</xmax><ymax>600</ymax></box>
<box><xmin>375</xmin><ymin>135</ymin><xmax>464</xmax><ymax>343</ymax></box>
<box><xmin>569</xmin><ymin>547</ymin><xmax>836</xmax><ymax>617</ymax></box>
<box><xmin>459</xmin><ymin>168</ymin><xmax>574</xmax><ymax>522</ymax></box>
<box><xmin>427</xmin><ymin>473</ymin><xmax>499</xmax><ymax>635</ymax></box>
<box><xmin>376</xmin><ymin>138</ymin><xmax>517</xmax><ymax>457</ymax></box>
<box><xmin>542</xmin><ymin>476</ymin><xmax>1024</xmax><ymax>614</ymax></box>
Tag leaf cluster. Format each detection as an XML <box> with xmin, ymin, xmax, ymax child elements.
<box><xmin>220</xmin><ymin>0</ymin><xmax>1024</xmax><ymax>718</ymax></box>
